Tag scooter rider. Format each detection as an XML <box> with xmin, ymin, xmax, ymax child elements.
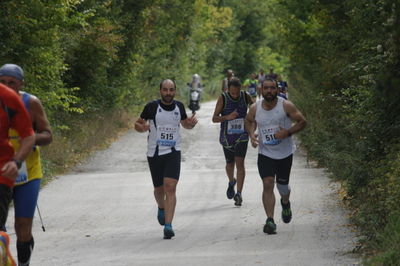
<box><xmin>188</xmin><ymin>74</ymin><xmax>203</xmax><ymax>113</ymax></box>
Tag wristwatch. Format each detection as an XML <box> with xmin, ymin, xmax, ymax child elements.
<box><xmin>12</xmin><ymin>159</ymin><xmax>23</xmax><ymax>169</ymax></box>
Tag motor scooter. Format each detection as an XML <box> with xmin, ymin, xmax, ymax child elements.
<box><xmin>188</xmin><ymin>82</ymin><xmax>202</xmax><ymax>113</ymax></box>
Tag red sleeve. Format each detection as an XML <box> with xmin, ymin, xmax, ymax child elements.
<box><xmin>1</xmin><ymin>84</ymin><xmax>34</xmax><ymax>138</ymax></box>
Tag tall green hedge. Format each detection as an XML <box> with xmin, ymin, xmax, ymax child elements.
<box><xmin>267</xmin><ymin>0</ymin><xmax>400</xmax><ymax>262</ymax></box>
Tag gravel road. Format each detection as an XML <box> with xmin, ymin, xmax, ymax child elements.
<box><xmin>7</xmin><ymin>100</ymin><xmax>359</xmax><ymax>266</ymax></box>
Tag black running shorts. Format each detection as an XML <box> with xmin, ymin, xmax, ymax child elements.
<box><xmin>222</xmin><ymin>141</ymin><xmax>248</xmax><ymax>164</ymax></box>
<box><xmin>147</xmin><ymin>150</ymin><xmax>181</xmax><ymax>187</ymax></box>
<box><xmin>0</xmin><ymin>184</ymin><xmax>12</xmax><ymax>229</ymax></box>
<box><xmin>257</xmin><ymin>154</ymin><xmax>293</xmax><ymax>185</ymax></box>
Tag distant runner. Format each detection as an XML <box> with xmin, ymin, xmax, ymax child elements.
<box><xmin>221</xmin><ymin>69</ymin><xmax>234</xmax><ymax>93</ymax></box>
<box><xmin>243</xmin><ymin>73</ymin><xmax>258</xmax><ymax>99</ymax></box>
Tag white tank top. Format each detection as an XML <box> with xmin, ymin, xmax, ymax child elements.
<box><xmin>255</xmin><ymin>97</ymin><xmax>295</xmax><ymax>159</ymax></box>
<box><xmin>147</xmin><ymin>103</ymin><xmax>182</xmax><ymax>157</ymax></box>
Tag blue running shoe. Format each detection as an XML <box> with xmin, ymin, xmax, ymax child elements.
<box><xmin>163</xmin><ymin>225</ymin><xmax>175</xmax><ymax>239</ymax></box>
<box><xmin>226</xmin><ymin>179</ymin><xmax>236</xmax><ymax>199</ymax></box>
<box><xmin>157</xmin><ymin>208</ymin><xmax>165</xmax><ymax>226</ymax></box>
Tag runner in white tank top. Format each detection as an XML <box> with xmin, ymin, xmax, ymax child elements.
<box><xmin>245</xmin><ymin>78</ymin><xmax>307</xmax><ymax>234</ymax></box>
<box><xmin>255</xmin><ymin>97</ymin><xmax>295</xmax><ymax>159</ymax></box>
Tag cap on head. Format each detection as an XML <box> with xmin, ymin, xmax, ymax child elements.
<box><xmin>0</xmin><ymin>64</ymin><xmax>24</xmax><ymax>81</ymax></box>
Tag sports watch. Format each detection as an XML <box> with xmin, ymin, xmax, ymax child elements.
<box><xmin>12</xmin><ymin>159</ymin><xmax>23</xmax><ymax>169</ymax></box>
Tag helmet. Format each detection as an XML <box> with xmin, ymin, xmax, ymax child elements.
<box><xmin>192</xmin><ymin>74</ymin><xmax>200</xmax><ymax>81</ymax></box>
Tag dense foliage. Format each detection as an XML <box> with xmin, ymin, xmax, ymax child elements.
<box><xmin>0</xmin><ymin>0</ymin><xmax>269</xmax><ymax>122</ymax></box>
<box><xmin>267</xmin><ymin>0</ymin><xmax>400</xmax><ymax>263</ymax></box>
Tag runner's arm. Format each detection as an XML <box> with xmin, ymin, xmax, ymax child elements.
<box><xmin>245</xmin><ymin>92</ymin><xmax>255</xmax><ymax>105</ymax></box>
<box><xmin>2</xmin><ymin>135</ymin><xmax>35</xmax><ymax>179</ymax></box>
<box><xmin>276</xmin><ymin>100</ymin><xmax>307</xmax><ymax>139</ymax></box>
<box><xmin>30</xmin><ymin>96</ymin><xmax>52</xmax><ymax>146</ymax></box>
<box><xmin>2</xmin><ymin>97</ymin><xmax>35</xmax><ymax>179</ymax></box>
<box><xmin>245</xmin><ymin>103</ymin><xmax>258</xmax><ymax>147</ymax></box>
<box><xmin>212</xmin><ymin>95</ymin><xmax>237</xmax><ymax>123</ymax></box>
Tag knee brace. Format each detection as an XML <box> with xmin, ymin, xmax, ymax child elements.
<box><xmin>277</xmin><ymin>183</ymin><xmax>291</xmax><ymax>196</ymax></box>
<box><xmin>17</xmin><ymin>237</ymin><xmax>34</xmax><ymax>265</ymax></box>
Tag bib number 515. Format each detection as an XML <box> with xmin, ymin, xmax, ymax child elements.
<box><xmin>161</xmin><ymin>133</ymin><xmax>173</xmax><ymax>140</ymax></box>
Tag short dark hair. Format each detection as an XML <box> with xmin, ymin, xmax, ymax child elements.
<box><xmin>228</xmin><ymin>77</ymin><xmax>241</xmax><ymax>88</ymax></box>
<box><xmin>263</xmin><ymin>78</ymin><xmax>278</xmax><ymax>88</ymax></box>
<box><xmin>159</xmin><ymin>79</ymin><xmax>176</xmax><ymax>90</ymax></box>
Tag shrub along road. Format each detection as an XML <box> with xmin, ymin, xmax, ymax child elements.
<box><xmin>7</xmin><ymin>101</ymin><xmax>359</xmax><ymax>265</ymax></box>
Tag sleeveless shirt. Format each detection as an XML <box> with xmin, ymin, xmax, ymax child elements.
<box><xmin>9</xmin><ymin>92</ymin><xmax>43</xmax><ymax>185</ymax></box>
<box><xmin>255</xmin><ymin>97</ymin><xmax>295</xmax><ymax>159</ymax></box>
<box><xmin>219</xmin><ymin>91</ymin><xmax>249</xmax><ymax>147</ymax></box>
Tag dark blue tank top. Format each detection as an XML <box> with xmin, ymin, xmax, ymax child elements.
<box><xmin>219</xmin><ymin>91</ymin><xmax>249</xmax><ymax>147</ymax></box>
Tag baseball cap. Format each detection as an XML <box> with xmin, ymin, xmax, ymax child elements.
<box><xmin>0</xmin><ymin>64</ymin><xmax>24</xmax><ymax>81</ymax></box>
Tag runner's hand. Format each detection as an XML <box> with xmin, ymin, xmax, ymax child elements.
<box><xmin>250</xmin><ymin>133</ymin><xmax>258</xmax><ymax>148</ymax></box>
<box><xmin>187</xmin><ymin>113</ymin><xmax>198</xmax><ymax>127</ymax></box>
<box><xmin>275</xmin><ymin>127</ymin><xmax>290</xmax><ymax>139</ymax></box>
<box><xmin>1</xmin><ymin>161</ymin><xmax>18</xmax><ymax>180</ymax></box>
<box><xmin>137</xmin><ymin>118</ymin><xmax>150</xmax><ymax>131</ymax></box>
<box><xmin>227</xmin><ymin>109</ymin><xmax>238</xmax><ymax>120</ymax></box>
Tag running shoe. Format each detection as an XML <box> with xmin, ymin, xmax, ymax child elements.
<box><xmin>157</xmin><ymin>208</ymin><xmax>165</xmax><ymax>226</ymax></box>
<box><xmin>281</xmin><ymin>199</ymin><xmax>292</xmax><ymax>224</ymax></box>
<box><xmin>263</xmin><ymin>218</ymin><xmax>277</xmax><ymax>235</ymax></box>
<box><xmin>0</xmin><ymin>231</ymin><xmax>16</xmax><ymax>266</ymax></box>
<box><xmin>226</xmin><ymin>179</ymin><xmax>236</xmax><ymax>199</ymax></box>
<box><xmin>163</xmin><ymin>226</ymin><xmax>175</xmax><ymax>240</ymax></box>
<box><xmin>233</xmin><ymin>193</ymin><xmax>242</xmax><ymax>206</ymax></box>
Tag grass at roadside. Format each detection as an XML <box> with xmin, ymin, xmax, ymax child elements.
<box><xmin>39</xmin><ymin>107</ymin><xmax>139</xmax><ymax>186</ymax></box>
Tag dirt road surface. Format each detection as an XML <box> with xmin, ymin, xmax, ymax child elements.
<box><xmin>7</xmin><ymin>100</ymin><xmax>359</xmax><ymax>266</ymax></box>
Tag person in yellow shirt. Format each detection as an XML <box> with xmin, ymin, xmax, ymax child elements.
<box><xmin>243</xmin><ymin>73</ymin><xmax>258</xmax><ymax>99</ymax></box>
<box><xmin>0</xmin><ymin>64</ymin><xmax>52</xmax><ymax>266</ymax></box>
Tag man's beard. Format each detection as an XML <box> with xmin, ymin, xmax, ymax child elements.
<box><xmin>263</xmin><ymin>93</ymin><xmax>277</xmax><ymax>102</ymax></box>
<box><xmin>161</xmin><ymin>95</ymin><xmax>174</xmax><ymax>103</ymax></box>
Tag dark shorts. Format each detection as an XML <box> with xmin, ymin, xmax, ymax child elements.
<box><xmin>13</xmin><ymin>179</ymin><xmax>41</xmax><ymax>218</ymax></box>
<box><xmin>223</xmin><ymin>141</ymin><xmax>248</xmax><ymax>164</ymax></box>
<box><xmin>0</xmin><ymin>184</ymin><xmax>13</xmax><ymax>229</ymax></box>
<box><xmin>147</xmin><ymin>150</ymin><xmax>181</xmax><ymax>187</ymax></box>
<box><xmin>257</xmin><ymin>154</ymin><xmax>293</xmax><ymax>185</ymax></box>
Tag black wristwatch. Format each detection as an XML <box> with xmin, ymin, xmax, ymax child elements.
<box><xmin>12</xmin><ymin>159</ymin><xmax>23</xmax><ymax>169</ymax></box>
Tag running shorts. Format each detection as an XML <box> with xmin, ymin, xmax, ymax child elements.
<box><xmin>257</xmin><ymin>154</ymin><xmax>293</xmax><ymax>185</ymax></box>
<box><xmin>147</xmin><ymin>150</ymin><xmax>181</xmax><ymax>187</ymax></box>
<box><xmin>0</xmin><ymin>184</ymin><xmax>12</xmax><ymax>229</ymax></box>
<box><xmin>222</xmin><ymin>141</ymin><xmax>248</xmax><ymax>164</ymax></box>
<box><xmin>13</xmin><ymin>179</ymin><xmax>41</xmax><ymax>218</ymax></box>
